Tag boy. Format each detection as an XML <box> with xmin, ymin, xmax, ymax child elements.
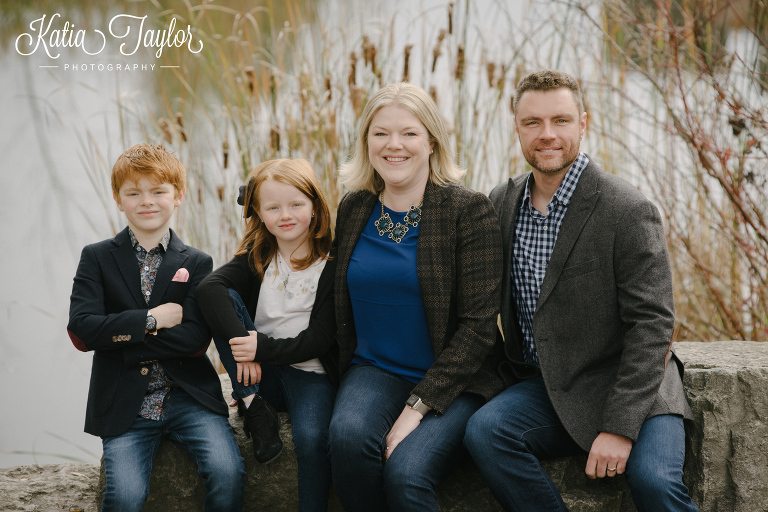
<box><xmin>67</xmin><ymin>143</ymin><xmax>245</xmax><ymax>511</ymax></box>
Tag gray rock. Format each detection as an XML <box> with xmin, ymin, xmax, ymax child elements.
<box><xmin>2</xmin><ymin>341</ymin><xmax>766</xmax><ymax>511</ymax></box>
<box><xmin>0</xmin><ymin>463</ymin><xmax>100</xmax><ymax>512</ymax></box>
<box><xmin>675</xmin><ymin>341</ymin><xmax>768</xmax><ymax>512</ymax></box>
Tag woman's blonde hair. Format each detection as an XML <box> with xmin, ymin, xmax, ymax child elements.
<box><xmin>236</xmin><ymin>159</ymin><xmax>332</xmax><ymax>279</ymax></box>
<box><xmin>339</xmin><ymin>83</ymin><xmax>465</xmax><ymax>193</ymax></box>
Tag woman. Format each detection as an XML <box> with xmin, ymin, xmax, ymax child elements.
<box><xmin>329</xmin><ymin>82</ymin><xmax>504</xmax><ymax>511</ymax></box>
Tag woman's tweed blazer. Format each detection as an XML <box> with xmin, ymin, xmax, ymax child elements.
<box><xmin>334</xmin><ymin>181</ymin><xmax>505</xmax><ymax>413</ymax></box>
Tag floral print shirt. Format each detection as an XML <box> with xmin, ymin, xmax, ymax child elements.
<box><xmin>129</xmin><ymin>229</ymin><xmax>176</xmax><ymax>421</ymax></box>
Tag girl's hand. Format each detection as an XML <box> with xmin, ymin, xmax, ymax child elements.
<box><xmin>384</xmin><ymin>406</ymin><xmax>425</xmax><ymax>460</ymax></box>
<box><xmin>237</xmin><ymin>361</ymin><xmax>262</xmax><ymax>386</ymax></box>
<box><xmin>230</xmin><ymin>330</ymin><xmax>259</xmax><ymax>362</ymax></box>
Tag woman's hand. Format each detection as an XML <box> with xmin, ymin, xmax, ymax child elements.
<box><xmin>230</xmin><ymin>330</ymin><xmax>258</xmax><ymax>362</ymax></box>
<box><xmin>384</xmin><ymin>406</ymin><xmax>427</xmax><ymax>459</ymax></box>
<box><xmin>236</xmin><ymin>361</ymin><xmax>262</xmax><ymax>386</ymax></box>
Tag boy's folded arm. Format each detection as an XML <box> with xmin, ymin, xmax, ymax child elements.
<box><xmin>67</xmin><ymin>246</ymin><xmax>147</xmax><ymax>352</ymax></box>
<box><xmin>121</xmin><ymin>255</ymin><xmax>214</xmax><ymax>365</ymax></box>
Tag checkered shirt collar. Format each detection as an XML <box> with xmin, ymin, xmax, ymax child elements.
<box><xmin>521</xmin><ymin>152</ymin><xmax>589</xmax><ymax>210</ymax></box>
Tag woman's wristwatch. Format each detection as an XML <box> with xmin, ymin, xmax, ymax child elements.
<box><xmin>406</xmin><ymin>394</ymin><xmax>430</xmax><ymax>416</ymax></box>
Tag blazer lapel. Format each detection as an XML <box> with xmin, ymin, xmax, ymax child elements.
<box><xmin>111</xmin><ymin>228</ymin><xmax>146</xmax><ymax>307</ymax></box>
<box><xmin>417</xmin><ymin>182</ymin><xmax>450</xmax><ymax>347</ymax></box>
<box><xmin>496</xmin><ymin>175</ymin><xmax>527</xmax><ymax>343</ymax></box>
<box><xmin>149</xmin><ymin>230</ymin><xmax>188</xmax><ymax>308</ymax></box>
<box><xmin>337</xmin><ymin>191</ymin><xmax>377</xmax><ymax>279</ymax></box>
<box><xmin>537</xmin><ymin>161</ymin><xmax>600</xmax><ymax>309</ymax></box>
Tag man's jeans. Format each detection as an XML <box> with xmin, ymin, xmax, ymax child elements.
<box><xmin>329</xmin><ymin>363</ymin><xmax>484</xmax><ymax>512</ymax></box>
<box><xmin>464</xmin><ymin>376</ymin><xmax>699</xmax><ymax>512</ymax></box>
<box><xmin>212</xmin><ymin>289</ymin><xmax>336</xmax><ymax>512</ymax></box>
<box><xmin>101</xmin><ymin>388</ymin><xmax>244</xmax><ymax>512</ymax></box>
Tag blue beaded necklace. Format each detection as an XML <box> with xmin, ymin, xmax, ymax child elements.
<box><xmin>374</xmin><ymin>192</ymin><xmax>423</xmax><ymax>243</ymax></box>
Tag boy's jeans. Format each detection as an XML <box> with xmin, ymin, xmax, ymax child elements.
<box><xmin>101</xmin><ymin>388</ymin><xmax>244</xmax><ymax>512</ymax></box>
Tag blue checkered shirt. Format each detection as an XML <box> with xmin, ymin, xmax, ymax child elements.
<box><xmin>512</xmin><ymin>152</ymin><xmax>588</xmax><ymax>366</ymax></box>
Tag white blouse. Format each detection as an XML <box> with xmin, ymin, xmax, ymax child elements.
<box><xmin>254</xmin><ymin>253</ymin><xmax>327</xmax><ymax>374</ymax></box>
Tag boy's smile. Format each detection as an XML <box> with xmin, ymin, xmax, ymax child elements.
<box><xmin>115</xmin><ymin>176</ymin><xmax>184</xmax><ymax>248</ymax></box>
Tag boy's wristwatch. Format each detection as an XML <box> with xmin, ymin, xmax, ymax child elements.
<box><xmin>406</xmin><ymin>394</ymin><xmax>430</xmax><ymax>416</ymax></box>
<box><xmin>146</xmin><ymin>311</ymin><xmax>158</xmax><ymax>335</ymax></box>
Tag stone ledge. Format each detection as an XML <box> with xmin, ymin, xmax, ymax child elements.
<box><xmin>1</xmin><ymin>341</ymin><xmax>765</xmax><ymax>511</ymax></box>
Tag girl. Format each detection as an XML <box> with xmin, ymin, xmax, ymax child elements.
<box><xmin>196</xmin><ymin>159</ymin><xmax>337</xmax><ymax>512</ymax></box>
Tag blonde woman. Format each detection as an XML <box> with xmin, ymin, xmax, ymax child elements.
<box><xmin>329</xmin><ymin>83</ymin><xmax>504</xmax><ymax>511</ymax></box>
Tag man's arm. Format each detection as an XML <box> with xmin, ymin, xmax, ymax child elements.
<box><xmin>586</xmin><ymin>197</ymin><xmax>675</xmax><ymax>477</ymax></box>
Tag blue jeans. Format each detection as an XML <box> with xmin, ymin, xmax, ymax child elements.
<box><xmin>329</xmin><ymin>363</ymin><xmax>484</xmax><ymax>512</ymax></box>
<box><xmin>212</xmin><ymin>289</ymin><xmax>336</xmax><ymax>512</ymax></box>
<box><xmin>101</xmin><ymin>388</ymin><xmax>245</xmax><ymax>512</ymax></box>
<box><xmin>464</xmin><ymin>376</ymin><xmax>699</xmax><ymax>512</ymax></box>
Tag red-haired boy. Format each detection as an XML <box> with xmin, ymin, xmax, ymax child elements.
<box><xmin>67</xmin><ymin>144</ymin><xmax>244</xmax><ymax>510</ymax></box>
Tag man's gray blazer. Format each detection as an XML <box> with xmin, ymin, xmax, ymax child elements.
<box><xmin>489</xmin><ymin>157</ymin><xmax>693</xmax><ymax>451</ymax></box>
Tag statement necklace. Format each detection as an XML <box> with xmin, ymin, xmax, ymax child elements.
<box><xmin>374</xmin><ymin>192</ymin><xmax>423</xmax><ymax>243</ymax></box>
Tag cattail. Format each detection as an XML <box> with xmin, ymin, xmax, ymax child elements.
<box><xmin>486</xmin><ymin>62</ymin><xmax>496</xmax><ymax>88</ymax></box>
<box><xmin>244</xmin><ymin>66</ymin><xmax>256</xmax><ymax>94</ymax></box>
<box><xmin>432</xmin><ymin>29</ymin><xmax>447</xmax><ymax>73</ymax></box>
<box><xmin>448</xmin><ymin>3</ymin><xmax>454</xmax><ymax>35</ymax></box>
<box><xmin>350</xmin><ymin>85</ymin><xmax>365</xmax><ymax>119</ymax></box>
<box><xmin>429</xmin><ymin>86</ymin><xmax>438</xmax><ymax>105</ymax></box>
<box><xmin>222</xmin><ymin>141</ymin><xmax>229</xmax><ymax>169</ymax></box>
<box><xmin>455</xmin><ymin>45</ymin><xmax>464</xmax><ymax>80</ymax></box>
<box><xmin>176</xmin><ymin>112</ymin><xmax>187</xmax><ymax>142</ymax></box>
<box><xmin>363</xmin><ymin>36</ymin><xmax>377</xmax><ymax>74</ymax></box>
<box><xmin>402</xmin><ymin>44</ymin><xmax>413</xmax><ymax>82</ymax></box>
<box><xmin>270</xmin><ymin>125</ymin><xmax>280</xmax><ymax>151</ymax></box>
<box><xmin>159</xmin><ymin>118</ymin><xmax>173</xmax><ymax>144</ymax></box>
<box><xmin>348</xmin><ymin>52</ymin><xmax>357</xmax><ymax>88</ymax></box>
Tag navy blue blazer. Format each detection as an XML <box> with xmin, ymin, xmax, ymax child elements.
<box><xmin>67</xmin><ymin>227</ymin><xmax>227</xmax><ymax>437</ymax></box>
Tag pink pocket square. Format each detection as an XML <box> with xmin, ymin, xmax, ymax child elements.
<box><xmin>172</xmin><ymin>268</ymin><xmax>190</xmax><ymax>282</ymax></box>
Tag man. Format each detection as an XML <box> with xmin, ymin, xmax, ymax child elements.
<box><xmin>464</xmin><ymin>70</ymin><xmax>698</xmax><ymax>511</ymax></box>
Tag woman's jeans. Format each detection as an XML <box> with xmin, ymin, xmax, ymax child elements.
<box><xmin>329</xmin><ymin>363</ymin><xmax>484</xmax><ymax>512</ymax></box>
<box><xmin>212</xmin><ymin>289</ymin><xmax>336</xmax><ymax>512</ymax></box>
<box><xmin>101</xmin><ymin>388</ymin><xmax>245</xmax><ymax>512</ymax></box>
<box><xmin>464</xmin><ymin>376</ymin><xmax>699</xmax><ymax>512</ymax></box>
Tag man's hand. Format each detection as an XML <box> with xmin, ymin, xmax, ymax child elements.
<box><xmin>237</xmin><ymin>361</ymin><xmax>262</xmax><ymax>386</ymax></box>
<box><xmin>150</xmin><ymin>303</ymin><xmax>183</xmax><ymax>330</ymax></box>
<box><xmin>384</xmin><ymin>406</ymin><xmax>428</xmax><ymax>460</ymax></box>
<box><xmin>585</xmin><ymin>432</ymin><xmax>633</xmax><ymax>479</ymax></box>
<box><xmin>230</xmin><ymin>330</ymin><xmax>258</xmax><ymax>362</ymax></box>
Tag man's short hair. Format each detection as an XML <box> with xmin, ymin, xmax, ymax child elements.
<box><xmin>111</xmin><ymin>143</ymin><xmax>186</xmax><ymax>196</ymax></box>
<box><xmin>513</xmin><ymin>70</ymin><xmax>584</xmax><ymax>116</ymax></box>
